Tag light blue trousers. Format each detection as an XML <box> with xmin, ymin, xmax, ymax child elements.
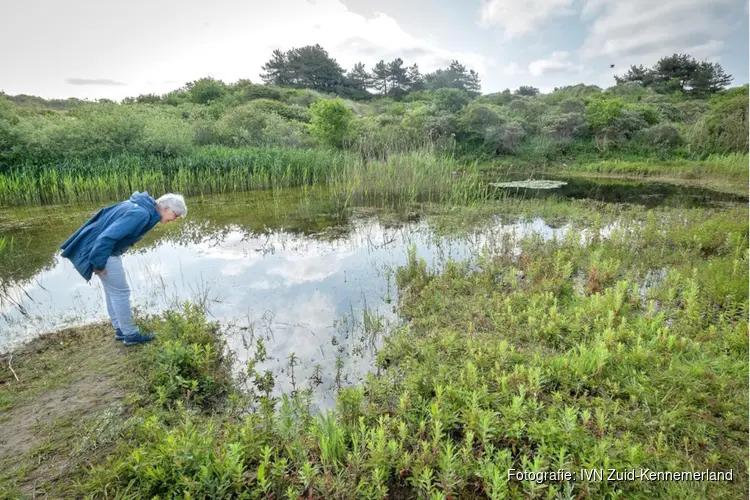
<box><xmin>98</xmin><ymin>255</ymin><xmax>140</xmax><ymax>338</ymax></box>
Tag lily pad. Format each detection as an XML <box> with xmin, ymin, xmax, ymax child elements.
<box><xmin>488</xmin><ymin>179</ymin><xmax>568</xmax><ymax>189</ymax></box>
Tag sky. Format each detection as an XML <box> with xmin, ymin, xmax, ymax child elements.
<box><xmin>1</xmin><ymin>0</ymin><xmax>747</xmax><ymax>100</ymax></box>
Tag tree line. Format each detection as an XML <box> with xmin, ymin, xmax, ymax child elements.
<box><xmin>258</xmin><ymin>46</ymin><xmax>733</xmax><ymax>102</ymax></box>
<box><xmin>615</xmin><ymin>54</ymin><xmax>733</xmax><ymax>98</ymax></box>
<box><xmin>1</xmin><ymin>47</ymin><xmax>744</xmax><ymax>173</ymax></box>
<box><xmin>260</xmin><ymin>44</ymin><xmax>481</xmax><ymax>99</ymax></box>
<box><xmin>1</xmin><ymin>48</ymin><xmax>734</xmax><ymax>110</ymax></box>
<box><xmin>259</xmin><ymin>46</ymin><xmax>735</xmax><ymax>101</ymax></box>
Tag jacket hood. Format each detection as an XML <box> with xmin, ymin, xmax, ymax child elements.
<box><xmin>129</xmin><ymin>191</ymin><xmax>157</xmax><ymax>211</ymax></box>
<box><xmin>129</xmin><ymin>191</ymin><xmax>161</xmax><ymax>226</ymax></box>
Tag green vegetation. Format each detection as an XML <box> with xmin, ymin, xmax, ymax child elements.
<box><xmin>614</xmin><ymin>54</ymin><xmax>733</xmax><ymax>98</ymax></box>
<box><xmin>0</xmin><ymin>147</ymin><xmax>348</xmax><ymax>206</ymax></box>
<box><xmin>0</xmin><ymin>147</ymin><xmax>490</xmax><ymax>207</ymax></box>
<box><xmin>2</xmin><ymin>199</ymin><xmax>746</xmax><ymax>498</ymax></box>
<box><xmin>1</xmin><ymin>49</ymin><xmax>747</xmax><ymax>207</ymax></box>
<box><xmin>535</xmin><ymin>153</ymin><xmax>749</xmax><ymax>196</ymax></box>
<box><xmin>309</xmin><ymin>98</ymin><xmax>354</xmax><ymax>148</ymax></box>
<box><xmin>0</xmin><ymin>45</ymin><xmax>747</xmax><ymax>498</ymax></box>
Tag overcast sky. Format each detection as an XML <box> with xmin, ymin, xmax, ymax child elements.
<box><xmin>1</xmin><ymin>0</ymin><xmax>747</xmax><ymax>100</ymax></box>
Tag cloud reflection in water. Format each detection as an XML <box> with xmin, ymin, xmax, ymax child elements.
<box><xmin>1</xmin><ymin>215</ymin><xmax>569</xmax><ymax>409</ymax></box>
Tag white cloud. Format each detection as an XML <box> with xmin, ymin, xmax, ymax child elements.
<box><xmin>66</xmin><ymin>78</ymin><xmax>127</xmax><ymax>86</ymax></box>
<box><xmin>501</xmin><ymin>62</ymin><xmax>525</xmax><ymax>76</ymax></box>
<box><xmin>266</xmin><ymin>257</ymin><xmax>339</xmax><ymax>286</ymax></box>
<box><xmin>528</xmin><ymin>51</ymin><xmax>583</xmax><ymax>76</ymax></box>
<box><xmin>580</xmin><ymin>0</ymin><xmax>738</xmax><ymax>65</ymax></box>
<box><xmin>0</xmin><ymin>0</ymin><xmax>491</xmax><ymax>99</ymax></box>
<box><xmin>479</xmin><ymin>0</ymin><xmax>575</xmax><ymax>38</ymax></box>
<box><xmin>325</xmin><ymin>11</ymin><xmax>491</xmax><ymax>73</ymax></box>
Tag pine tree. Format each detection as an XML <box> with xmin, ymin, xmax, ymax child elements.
<box><xmin>347</xmin><ymin>62</ymin><xmax>372</xmax><ymax>91</ymax></box>
<box><xmin>387</xmin><ymin>58</ymin><xmax>410</xmax><ymax>96</ymax></box>
<box><xmin>260</xmin><ymin>49</ymin><xmax>289</xmax><ymax>85</ymax></box>
<box><xmin>407</xmin><ymin>64</ymin><xmax>424</xmax><ymax>92</ymax></box>
<box><xmin>372</xmin><ymin>60</ymin><xmax>389</xmax><ymax>95</ymax></box>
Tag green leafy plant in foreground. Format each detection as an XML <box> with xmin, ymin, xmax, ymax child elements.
<box><xmin>76</xmin><ymin>205</ymin><xmax>747</xmax><ymax>499</ymax></box>
<box><xmin>142</xmin><ymin>303</ymin><xmax>234</xmax><ymax>409</ymax></box>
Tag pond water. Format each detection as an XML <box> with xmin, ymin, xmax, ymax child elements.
<box><xmin>0</xmin><ymin>178</ymin><xmax>744</xmax><ymax>408</ymax></box>
<box><xmin>489</xmin><ymin>174</ymin><xmax>748</xmax><ymax>208</ymax></box>
<box><xmin>0</xmin><ymin>189</ymin><xmax>573</xmax><ymax>408</ymax></box>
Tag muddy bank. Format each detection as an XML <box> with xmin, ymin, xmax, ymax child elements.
<box><xmin>0</xmin><ymin>323</ymin><xmax>134</xmax><ymax>498</ymax></box>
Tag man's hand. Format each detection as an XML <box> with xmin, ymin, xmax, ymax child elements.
<box><xmin>93</xmin><ymin>268</ymin><xmax>107</xmax><ymax>277</ymax></box>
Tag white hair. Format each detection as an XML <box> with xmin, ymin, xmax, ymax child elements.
<box><xmin>156</xmin><ymin>193</ymin><xmax>187</xmax><ymax>218</ymax></box>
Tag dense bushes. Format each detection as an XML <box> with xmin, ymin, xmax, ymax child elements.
<box><xmin>216</xmin><ymin>103</ymin><xmax>311</xmax><ymax>148</ymax></box>
<box><xmin>637</xmin><ymin>123</ymin><xmax>683</xmax><ymax>149</ymax></box>
<box><xmin>309</xmin><ymin>98</ymin><xmax>353</xmax><ymax>148</ymax></box>
<box><xmin>685</xmin><ymin>86</ymin><xmax>749</xmax><ymax>155</ymax></box>
<box><xmin>0</xmin><ymin>81</ymin><xmax>747</xmax><ymax>174</ymax></box>
<box><xmin>541</xmin><ymin>112</ymin><xmax>588</xmax><ymax>141</ymax></box>
<box><xmin>143</xmin><ymin>303</ymin><xmax>233</xmax><ymax>409</ymax></box>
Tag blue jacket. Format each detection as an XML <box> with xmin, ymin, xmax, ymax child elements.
<box><xmin>60</xmin><ymin>191</ymin><xmax>162</xmax><ymax>281</ymax></box>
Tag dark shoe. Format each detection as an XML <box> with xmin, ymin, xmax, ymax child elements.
<box><xmin>122</xmin><ymin>333</ymin><xmax>155</xmax><ymax>346</ymax></box>
<box><xmin>114</xmin><ymin>328</ymin><xmax>125</xmax><ymax>341</ymax></box>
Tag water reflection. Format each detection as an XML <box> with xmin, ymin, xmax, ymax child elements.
<box><xmin>489</xmin><ymin>175</ymin><xmax>748</xmax><ymax>208</ymax></box>
<box><xmin>0</xmin><ymin>203</ymin><xmax>570</xmax><ymax>408</ymax></box>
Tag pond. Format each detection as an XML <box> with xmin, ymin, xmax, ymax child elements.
<box><xmin>0</xmin><ymin>177</ymin><xmax>744</xmax><ymax>409</ymax></box>
<box><xmin>0</xmin><ymin>188</ymin><xmax>576</xmax><ymax>408</ymax></box>
<box><xmin>488</xmin><ymin>174</ymin><xmax>748</xmax><ymax>208</ymax></box>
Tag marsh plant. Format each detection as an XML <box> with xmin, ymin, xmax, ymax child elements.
<box><xmin>72</xmin><ymin>203</ymin><xmax>747</xmax><ymax>499</ymax></box>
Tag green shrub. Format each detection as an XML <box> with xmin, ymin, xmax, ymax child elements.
<box><xmin>424</xmin><ymin>112</ymin><xmax>457</xmax><ymax>140</ymax></box>
<box><xmin>485</xmin><ymin>121</ymin><xmax>525</xmax><ymax>154</ymax></box>
<box><xmin>403</xmin><ymin>90</ymin><xmax>436</xmax><ymax>103</ymax></box>
<box><xmin>145</xmin><ymin>303</ymin><xmax>233</xmax><ymax>409</ymax></box>
<box><xmin>476</xmin><ymin>89</ymin><xmax>513</xmax><ymax>106</ymax></box>
<box><xmin>632</xmin><ymin>104</ymin><xmax>661</xmax><ymax>125</ymax></box>
<box><xmin>617</xmin><ymin>108</ymin><xmax>649</xmax><ymax>137</ymax></box>
<box><xmin>192</xmin><ymin>119</ymin><xmax>222</xmax><ymax>146</ymax></box>
<box><xmin>516</xmin><ymin>134</ymin><xmax>569</xmax><ymax>162</ymax></box>
<box><xmin>605</xmin><ymin>81</ymin><xmax>656</xmax><ymax>99</ymax></box>
<box><xmin>45</xmin><ymin>105</ymin><xmax>145</xmax><ymax>160</ymax></box>
<box><xmin>686</xmin><ymin>85</ymin><xmax>749</xmax><ymax>154</ymax></box>
<box><xmin>134</xmin><ymin>93</ymin><xmax>162</xmax><ymax>104</ymax></box>
<box><xmin>586</xmin><ymin>97</ymin><xmax>624</xmax><ymax>136</ymax></box>
<box><xmin>352</xmin><ymin>117</ymin><xmax>427</xmax><ymax>158</ymax></box>
<box><xmin>309</xmin><ymin>98</ymin><xmax>354</xmax><ymax>148</ymax></box>
<box><xmin>281</xmin><ymin>88</ymin><xmax>324</xmax><ymax>107</ymax></box>
<box><xmin>641</xmin><ymin>95</ymin><xmax>682</xmax><ymax>122</ymax></box>
<box><xmin>507</xmin><ymin>98</ymin><xmax>528</xmax><ymax>112</ymax></box>
<box><xmin>240</xmin><ymin>84</ymin><xmax>283</xmax><ymax>102</ymax></box>
<box><xmin>162</xmin><ymin>90</ymin><xmax>189</xmax><ymax>106</ymax></box>
<box><xmin>457</xmin><ymin>103</ymin><xmax>504</xmax><ymax>133</ymax></box>
<box><xmin>558</xmin><ymin>98</ymin><xmax>585</xmax><ymax>114</ymax></box>
<box><xmin>432</xmin><ymin>88</ymin><xmax>470</xmax><ymax>113</ymax></box>
<box><xmin>0</xmin><ymin>97</ymin><xmax>22</xmax><ymax>170</ymax></box>
<box><xmin>138</xmin><ymin>112</ymin><xmax>194</xmax><ymax>157</ymax></box>
<box><xmin>546</xmin><ymin>83</ymin><xmax>602</xmax><ymax>102</ymax></box>
<box><xmin>542</xmin><ymin>112</ymin><xmax>588</xmax><ymax>141</ymax></box>
<box><xmin>216</xmin><ymin>104</ymin><xmax>311</xmax><ymax>148</ymax></box>
<box><xmin>636</xmin><ymin>123</ymin><xmax>683</xmax><ymax>149</ymax></box>
<box><xmin>186</xmin><ymin>77</ymin><xmax>228</xmax><ymax>105</ymax></box>
<box><xmin>586</xmin><ymin>97</ymin><xmax>652</xmax><ymax>144</ymax></box>
<box><xmin>674</xmin><ymin>100</ymin><xmax>710</xmax><ymax>123</ymax></box>
<box><xmin>400</xmin><ymin>103</ymin><xmax>432</xmax><ymax>134</ymax></box>
<box><xmin>239</xmin><ymin>98</ymin><xmax>310</xmax><ymax>122</ymax></box>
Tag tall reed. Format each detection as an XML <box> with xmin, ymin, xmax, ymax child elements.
<box><xmin>0</xmin><ymin>147</ymin><xmax>350</xmax><ymax>206</ymax></box>
<box><xmin>0</xmin><ymin>145</ymin><xmax>484</xmax><ymax>208</ymax></box>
